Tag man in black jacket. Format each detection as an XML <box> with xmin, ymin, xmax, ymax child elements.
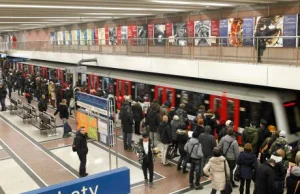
<box><xmin>257</xmin><ymin>119</ymin><xmax>271</xmax><ymax>156</ymax></box>
<box><xmin>253</xmin><ymin>159</ymin><xmax>276</xmax><ymax>194</ymax></box>
<box><xmin>119</xmin><ymin>100</ymin><xmax>134</xmax><ymax>151</ymax></box>
<box><xmin>38</xmin><ymin>94</ymin><xmax>48</xmax><ymax>112</ymax></box>
<box><xmin>145</xmin><ymin>105</ymin><xmax>160</xmax><ymax>148</ymax></box>
<box><xmin>75</xmin><ymin>126</ymin><xmax>89</xmax><ymax>177</ymax></box>
<box><xmin>158</xmin><ymin>115</ymin><xmax>172</xmax><ymax>165</ymax></box>
<box><xmin>132</xmin><ymin>101</ymin><xmax>144</xmax><ymax>135</ymax></box>
<box><xmin>0</xmin><ymin>82</ymin><xmax>7</xmax><ymax>111</ymax></box>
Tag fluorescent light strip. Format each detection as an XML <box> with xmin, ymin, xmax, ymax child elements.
<box><xmin>0</xmin><ymin>16</ymin><xmax>114</xmax><ymax>19</ymax></box>
<box><xmin>152</xmin><ymin>0</ymin><xmax>233</xmax><ymax>7</ymax></box>
<box><xmin>83</xmin><ymin>13</ymin><xmax>151</xmax><ymax>16</ymax></box>
<box><xmin>0</xmin><ymin>4</ymin><xmax>184</xmax><ymax>12</ymax></box>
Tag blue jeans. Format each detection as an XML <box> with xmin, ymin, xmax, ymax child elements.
<box><xmin>189</xmin><ymin>159</ymin><xmax>201</xmax><ymax>186</ymax></box>
<box><xmin>123</xmin><ymin>133</ymin><xmax>132</xmax><ymax>150</ymax></box>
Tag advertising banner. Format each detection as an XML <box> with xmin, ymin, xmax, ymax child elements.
<box><xmin>50</xmin><ymin>32</ymin><xmax>55</xmax><ymax>45</ymax></box>
<box><xmin>77</xmin><ymin>30</ymin><xmax>81</xmax><ymax>45</ymax></box>
<box><xmin>84</xmin><ymin>29</ymin><xmax>88</xmax><ymax>45</ymax></box>
<box><xmin>57</xmin><ymin>31</ymin><xmax>62</xmax><ymax>45</ymax></box>
<box><xmin>132</xmin><ymin>25</ymin><xmax>138</xmax><ymax>44</ymax></box>
<box><xmin>69</xmin><ymin>31</ymin><xmax>72</xmax><ymax>45</ymax></box>
<box><xmin>121</xmin><ymin>26</ymin><xmax>128</xmax><ymax>45</ymax></box>
<box><xmin>220</xmin><ymin>19</ymin><xmax>229</xmax><ymax>46</ymax></box>
<box><xmin>80</xmin><ymin>30</ymin><xmax>84</xmax><ymax>45</ymax></box>
<box><xmin>148</xmin><ymin>24</ymin><xmax>154</xmax><ymax>44</ymax></box>
<box><xmin>172</xmin><ymin>22</ymin><xmax>187</xmax><ymax>46</ymax></box>
<box><xmin>109</xmin><ymin>27</ymin><xmax>117</xmax><ymax>45</ymax></box>
<box><xmin>137</xmin><ymin>24</ymin><xmax>148</xmax><ymax>45</ymax></box>
<box><xmin>105</xmin><ymin>27</ymin><xmax>109</xmax><ymax>45</ymax></box>
<box><xmin>243</xmin><ymin>17</ymin><xmax>254</xmax><ymax>46</ymax></box>
<box><xmin>54</xmin><ymin>32</ymin><xmax>58</xmax><ymax>45</ymax></box>
<box><xmin>65</xmin><ymin>31</ymin><xmax>69</xmax><ymax>45</ymax></box>
<box><xmin>154</xmin><ymin>24</ymin><xmax>166</xmax><ymax>45</ymax></box>
<box><xmin>94</xmin><ymin>28</ymin><xmax>98</xmax><ymax>45</ymax></box>
<box><xmin>194</xmin><ymin>20</ymin><xmax>211</xmax><ymax>46</ymax></box>
<box><xmin>98</xmin><ymin>28</ymin><xmax>105</xmax><ymax>45</ymax></box>
<box><xmin>71</xmin><ymin>30</ymin><xmax>77</xmax><ymax>45</ymax></box>
<box><xmin>211</xmin><ymin>20</ymin><xmax>220</xmax><ymax>37</ymax></box>
<box><xmin>228</xmin><ymin>18</ymin><xmax>243</xmax><ymax>46</ymax></box>
<box><xmin>62</xmin><ymin>31</ymin><xmax>66</xmax><ymax>45</ymax></box>
<box><xmin>117</xmin><ymin>26</ymin><xmax>122</xmax><ymax>45</ymax></box>
<box><xmin>166</xmin><ymin>23</ymin><xmax>173</xmax><ymax>38</ymax></box>
<box><xmin>86</xmin><ymin>29</ymin><xmax>92</xmax><ymax>45</ymax></box>
<box><xmin>255</xmin><ymin>16</ymin><xmax>283</xmax><ymax>47</ymax></box>
<box><xmin>283</xmin><ymin>14</ymin><xmax>297</xmax><ymax>47</ymax></box>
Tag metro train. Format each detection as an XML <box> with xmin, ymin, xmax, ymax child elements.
<box><xmin>14</xmin><ymin>61</ymin><xmax>300</xmax><ymax>144</ymax></box>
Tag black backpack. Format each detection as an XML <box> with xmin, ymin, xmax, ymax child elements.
<box><xmin>273</xmin><ymin>141</ymin><xmax>286</xmax><ymax>155</ymax></box>
<box><xmin>166</xmin><ymin>144</ymin><xmax>176</xmax><ymax>159</ymax></box>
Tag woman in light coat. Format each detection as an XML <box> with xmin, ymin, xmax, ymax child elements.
<box><xmin>48</xmin><ymin>81</ymin><xmax>56</xmax><ymax>107</ymax></box>
<box><xmin>204</xmin><ymin>147</ymin><xmax>230</xmax><ymax>194</ymax></box>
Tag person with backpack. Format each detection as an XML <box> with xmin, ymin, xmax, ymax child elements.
<box><xmin>134</xmin><ymin>132</ymin><xmax>155</xmax><ymax>188</ymax></box>
<box><xmin>158</xmin><ymin>115</ymin><xmax>172</xmax><ymax>166</ymax></box>
<box><xmin>199</xmin><ymin>126</ymin><xmax>217</xmax><ymax>177</ymax></box>
<box><xmin>260</xmin><ymin>131</ymin><xmax>280</xmax><ymax>163</ymax></box>
<box><xmin>159</xmin><ymin>101</ymin><xmax>169</xmax><ymax>121</ymax></box>
<box><xmin>144</xmin><ymin>104</ymin><xmax>160</xmax><ymax>148</ymax></box>
<box><xmin>74</xmin><ymin>126</ymin><xmax>89</xmax><ymax>177</ymax></box>
<box><xmin>218</xmin><ymin>127</ymin><xmax>240</xmax><ymax>188</ymax></box>
<box><xmin>236</xmin><ymin>143</ymin><xmax>257</xmax><ymax>194</ymax></box>
<box><xmin>269</xmin><ymin>131</ymin><xmax>292</xmax><ymax>161</ymax></box>
<box><xmin>184</xmin><ymin>131</ymin><xmax>204</xmax><ymax>190</ymax></box>
<box><xmin>176</xmin><ymin>128</ymin><xmax>189</xmax><ymax>174</ymax></box>
<box><xmin>176</xmin><ymin>103</ymin><xmax>188</xmax><ymax>128</ymax></box>
<box><xmin>256</xmin><ymin>119</ymin><xmax>271</xmax><ymax>156</ymax></box>
<box><xmin>132</xmin><ymin>101</ymin><xmax>144</xmax><ymax>135</ymax></box>
<box><xmin>119</xmin><ymin>97</ymin><xmax>134</xmax><ymax>151</ymax></box>
<box><xmin>242</xmin><ymin>121</ymin><xmax>259</xmax><ymax>155</ymax></box>
<box><xmin>204</xmin><ymin>147</ymin><xmax>230</xmax><ymax>194</ymax></box>
<box><xmin>171</xmin><ymin>115</ymin><xmax>182</xmax><ymax>155</ymax></box>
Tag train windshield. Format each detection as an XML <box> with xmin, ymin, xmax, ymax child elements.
<box><xmin>284</xmin><ymin>101</ymin><xmax>300</xmax><ymax>133</ymax></box>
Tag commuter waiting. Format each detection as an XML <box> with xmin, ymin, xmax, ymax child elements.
<box><xmin>38</xmin><ymin>94</ymin><xmax>48</xmax><ymax>112</ymax></box>
<box><xmin>0</xmin><ymin>82</ymin><xmax>7</xmax><ymax>111</ymax></box>
<box><xmin>54</xmin><ymin>99</ymin><xmax>70</xmax><ymax>138</ymax></box>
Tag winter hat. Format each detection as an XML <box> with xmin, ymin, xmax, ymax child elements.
<box><xmin>279</xmin><ymin>131</ymin><xmax>286</xmax><ymax>138</ymax></box>
<box><xmin>260</xmin><ymin>119</ymin><xmax>267</xmax><ymax>126</ymax></box>
<box><xmin>291</xmin><ymin>166</ymin><xmax>300</xmax><ymax>177</ymax></box>
<box><xmin>163</xmin><ymin>101</ymin><xmax>170</xmax><ymax>107</ymax></box>
<box><xmin>225</xmin><ymin>120</ymin><xmax>232</xmax><ymax>127</ymax></box>
<box><xmin>173</xmin><ymin>115</ymin><xmax>179</xmax><ymax>121</ymax></box>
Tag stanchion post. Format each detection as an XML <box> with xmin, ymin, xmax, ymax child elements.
<box><xmin>73</xmin><ymin>87</ymin><xmax>80</xmax><ymax>124</ymax></box>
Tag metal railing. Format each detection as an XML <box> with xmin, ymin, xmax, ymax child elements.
<box><xmin>2</xmin><ymin>36</ymin><xmax>300</xmax><ymax>65</ymax></box>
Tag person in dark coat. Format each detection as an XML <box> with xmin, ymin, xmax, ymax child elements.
<box><xmin>204</xmin><ymin>109</ymin><xmax>217</xmax><ymax>135</ymax></box>
<box><xmin>196</xmin><ymin>105</ymin><xmax>205</xmax><ymax>119</ymax></box>
<box><xmin>215</xmin><ymin>119</ymin><xmax>226</xmax><ymax>136</ymax></box>
<box><xmin>17</xmin><ymin>74</ymin><xmax>25</xmax><ymax>96</ymax></box>
<box><xmin>286</xmin><ymin>166</ymin><xmax>300</xmax><ymax>194</ymax></box>
<box><xmin>257</xmin><ymin>119</ymin><xmax>271</xmax><ymax>156</ymax></box>
<box><xmin>65</xmin><ymin>87</ymin><xmax>73</xmax><ymax>115</ymax></box>
<box><xmin>168</xmin><ymin>107</ymin><xmax>176</xmax><ymax>124</ymax></box>
<box><xmin>171</xmin><ymin>115</ymin><xmax>182</xmax><ymax>154</ymax></box>
<box><xmin>75</xmin><ymin>126</ymin><xmax>89</xmax><ymax>177</ymax></box>
<box><xmin>0</xmin><ymin>82</ymin><xmax>7</xmax><ymax>111</ymax></box>
<box><xmin>191</xmin><ymin>113</ymin><xmax>203</xmax><ymax>132</ymax></box>
<box><xmin>38</xmin><ymin>94</ymin><xmax>48</xmax><ymax>112</ymax></box>
<box><xmin>119</xmin><ymin>98</ymin><xmax>133</xmax><ymax>151</ymax></box>
<box><xmin>54</xmin><ymin>99</ymin><xmax>70</xmax><ymax>137</ymax></box>
<box><xmin>176</xmin><ymin>128</ymin><xmax>188</xmax><ymax>173</ymax></box>
<box><xmin>198</xmin><ymin>126</ymin><xmax>216</xmax><ymax>176</ymax></box>
<box><xmin>253</xmin><ymin>159</ymin><xmax>276</xmax><ymax>194</ymax></box>
<box><xmin>6</xmin><ymin>73</ymin><xmax>13</xmax><ymax>99</ymax></box>
<box><xmin>144</xmin><ymin>105</ymin><xmax>160</xmax><ymax>147</ymax></box>
<box><xmin>132</xmin><ymin>101</ymin><xmax>144</xmax><ymax>135</ymax></box>
<box><xmin>194</xmin><ymin>119</ymin><xmax>205</xmax><ymax>136</ymax></box>
<box><xmin>158</xmin><ymin>116</ymin><xmax>172</xmax><ymax>165</ymax></box>
<box><xmin>242</xmin><ymin>121</ymin><xmax>259</xmax><ymax>155</ymax></box>
<box><xmin>237</xmin><ymin>143</ymin><xmax>257</xmax><ymax>194</ymax></box>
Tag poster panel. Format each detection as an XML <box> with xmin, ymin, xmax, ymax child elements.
<box><xmin>228</xmin><ymin>18</ymin><xmax>243</xmax><ymax>46</ymax></box>
<box><xmin>94</xmin><ymin>28</ymin><xmax>98</xmax><ymax>45</ymax></box>
<box><xmin>166</xmin><ymin>23</ymin><xmax>173</xmax><ymax>38</ymax></box>
<box><xmin>72</xmin><ymin>30</ymin><xmax>77</xmax><ymax>45</ymax></box>
<box><xmin>87</xmin><ymin>29</ymin><xmax>92</xmax><ymax>45</ymax></box>
<box><xmin>87</xmin><ymin>116</ymin><xmax>98</xmax><ymax>140</ymax></box>
<box><xmin>220</xmin><ymin>19</ymin><xmax>228</xmax><ymax>46</ymax></box>
<box><xmin>98</xmin><ymin>28</ymin><xmax>105</xmax><ymax>45</ymax></box>
<box><xmin>65</xmin><ymin>31</ymin><xmax>70</xmax><ymax>45</ymax></box>
<box><xmin>117</xmin><ymin>26</ymin><xmax>121</xmax><ymax>45</ymax></box>
<box><xmin>84</xmin><ymin>29</ymin><xmax>88</xmax><ymax>45</ymax></box>
<box><xmin>243</xmin><ymin>17</ymin><xmax>254</xmax><ymax>46</ymax></box>
<box><xmin>121</xmin><ymin>26</ymin><xmax>128</xmax><ymax>45</ymax></box>
<box><xmin>105</xmin><ymin>27</ymin><xmax>109</xmax><ymax>45</ymax></box>
<box><xmin>62</xmin><ymin>31</ymin><xmax>66</xmax><ymax>45</ymax></box>
<box><xmin>57</xmin><ymin>31</ymin><xmax>62</xmax><ymax>45</ymax></box>
<box><xmin>109</xmin><ymin>27</ymin><xmax>117</xmax><ymax>45</ymax></box>
<box><xmin>194</xmin><ymin>20</ymin><xmax>211</xmax><ymax>46</ymax></box>
<box><xmin>283</xmin><ymin>14</ymin><xmax>297</xmax><ymax>47</ymax></box>
<box><xmin>154</xmin><ymin>24</ymin><xmax>166</xmax><ymax>45</ymax></box>
<box><xmin>172</xmin><ymin>22</ymin><xmax>187</xmax><ymax>46</ymax></box>
<box><xmin>69</xmin><ymin>31</ymin><xmax>72</xmax><ymax>45</ymax></box>
<box><xmin>50</xmin><ymin>32</ymin><xmax>55</xmax><ymax>45</ymax></box>
<box><xmin>77</xmin><ymin>30</ymin><xmax>81</xmax><ymax>45</ymax></box>
<box><xmin>132</xmin><ymin>25</ymin><xmax>137</xmax><ymax>44</ymax></box>
<box><xmin>255</xmin><ymin>16</ymin><xmax>283</xmax><ymax>47</ymax></box>
<box><xmin>137</xmin><ymin>24</ymin><xmax>148</xmax><ymax>45</ymax></box>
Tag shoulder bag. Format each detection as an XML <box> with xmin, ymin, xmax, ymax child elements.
<box><xmin>186</xmin><ymin>142</ymin><xmax>197</xmax><ymax>164</ymax></box>
<box><xmin>294</xmin><ymin>181</ymin><xmax>300</xmax><ymax>194</ymax></box>
<box><xmin>223</xmin><ymin>141</ymin><xmax>233</xmax><ymax>158</ymax></box>
<box><xmin>224</xmin><ymin>161</ymin><xmax>232</xmax><ymax>194</ymax></box>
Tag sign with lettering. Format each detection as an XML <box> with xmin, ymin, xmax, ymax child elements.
<box><xmin>76</xmin><ymin>92</ymin><xmax>107</xmax><ymax>115</ymax></box>
<box><xmin>22</xmin><ymin>167</ymin><xmax>130</xmax><ymax>194</ymax></box>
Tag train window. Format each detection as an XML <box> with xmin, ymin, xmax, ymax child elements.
<box><xmin>227</xmin><ymin>100</ymin><xmax>235</xmax><ymax>121</ymax></box>
<box><xmin>214</xmin><ymin>98</ymin><xmax>221</xmax><ymax>120</ymax></box>
<box><xmin>181</xmin><ymin>91</ymin><xmax>206</xmax><ymax>115</ymax></box>
<box><xmin>284</xmin><ymin>101</ymin><xmax>300</xmax><ymax>133</ymax></box>
<box><xmin>117</xmin><ymin>81</ymin><xmax>122</xmax><ymax>97</ymax></box>
<box><xmin>125</xmin><ymin>82</ymin><xmax>129</xmax><ymax>96</ymax></box>
<box><xmin>136</xmin><ymin>83</ymin><xmax>151</xmax><ymax>102</ymax></box>
<box><xmin>102</xmin><ymin>77</ymin><xmax>114</xmax><ymax>95</ymax></box>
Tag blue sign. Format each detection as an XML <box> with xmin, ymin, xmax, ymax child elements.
<box><xmin>22</xmin><ymin>167</ymin><xmax>130</xmax><ymax>194</ymax></box>
<box><xmin>55</xmin><ymin>32</ymin><xmax>58</xmax><ymax>45</ymax></box>
<box><xmin>220</xmin><ymin>19</ymin><xmax>228</xmax><ymax>46</ymax></box>
<box><xmin>76</xmin><ymin>92</ymin><xmax>107</xmax><ymax>111</ymax></box>
<box><xmin>77</xmin><ymin>30</ymin><xmax>81</xmax><ymax>45</ymax></box>
<box><xmin>283</xmin><ymin>14</ymin><xmax>297</xmax><ymax>47</ymax></box>
<box><xmin>243</xmin><ymin>17</ymin><xmax>254</xmax><ymax>46</ymax></box>
<box><xmin>69</xmin><ymin>31</ymin><xmax>73</xmax><ymax>45</ymax></box>
<box><xmin>91</xmin><ymin>29</ymin><xmax>95</xmax><ymax>45</ymax></box>
<box><xmin>84</xmin><ymin>30</ymin><xmax>88</xmax><ymax>45</ymax></box>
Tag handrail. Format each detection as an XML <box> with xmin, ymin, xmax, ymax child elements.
<box><xmin>2</xmin><ymin>36</ymin><xmax>300</xmax><ymax>66</ymax></box>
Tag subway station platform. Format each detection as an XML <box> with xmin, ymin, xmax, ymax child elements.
<box><xmin>0</xmin><ymin>91</ymin><xmax>255</xmax><ymax>194</ymax></box>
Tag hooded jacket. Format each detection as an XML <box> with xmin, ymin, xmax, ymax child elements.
<box><xmin>171</xmin><ymin>119</ymin><xmax>182</xmax><ymax>140</ymax></box>
<box><xmin>184</xmin><ymin>138</ymin><xmax>203</xmax><ymax>160</ymax></box>
<box><xmin>0</xmin><ymin>86</ymin><xmax>7</xmax><ymax>99</ymax></box>
<box><xmin>158</xmin><ymin>121</ymin><xmax>172</xmax><ymax>144</ymax></box>
<box><xmin>54</xmin><ymin>102</ymin><xmax>69</xmax><ymax>119</ymax></box>
<box><xmin>176</xmin><ymin>129</ymin><xmax>188</xmax><ymax>155</ymax></box>
<box><xmin>132</xmin><ymin>102</ymin><xmax>144</xmax><ymax>122</ymax></box>
<box><xmin>242</xmin><ymin>126</ymin><xmax>259</xmax><ymax>153</ymax></box>
<box><xmin>237</xmin><ymin>151</ymin><xmax>257</xmax><ymax>180</ymax></box>
<box><xmin>119</xmin><ymin>103</ymin><xmax>133</xmax><ymax>133</ymax></box>
<box><xmin>204</xmin><ymin>114</ymin><xmax>217</xmax><ymax>133</ymax></box>
<box><xmin>286</xmin><ymin>166</ymin><xmax>300</xmax><ymax>194</ymax></box>
<box><xmin>145</xmin><ymin>107</ymin><xmax>160</xmax><ymax>132</ymax></box>
<box><xmin>218</xmin><ymin>135</ymin><xmax>239</xmax><ymax>160</ymax></box>
<box><xmin>175</xmin><ymin>108</ymin><xmax>188</xmax><ymax>126</ymax></box>
<box><xmin>269</xmin><ymin>137</ymin><xmax>291</xmax><ymax>160</ymax></box>
<box><xmin>198</xmin><ymin>132</ymin><xmax>216</xmax><ymax>157</ymax></box>
<box><xmin>203</xmin><ymin>156</ymin><xmax>230</xmax><ymax>191</ymax></box>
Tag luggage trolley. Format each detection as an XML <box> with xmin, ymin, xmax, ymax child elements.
<box><xmin>8</xmin><ymin>97</ymin><xmax>22</xmax><ymax>115</ymax></box>
<box><xmin>21</xmin><ymin>104</ymin><xmax>38</xmax><ymax>124</ymax></box>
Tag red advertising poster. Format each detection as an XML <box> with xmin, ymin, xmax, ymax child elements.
<box><xmin>128</xmin><ymin>25</ymin><xmax>133</xmax><ymax>39</ymax></box>
<box><xmin>132</xmin><ymin>25</ymin><xmax>137</xmax><ymax>40</ymax></box>
<box><xmin>105</xmin><ymin>27</ymin><xmax>109</xmax><ymax>45</ymax></box>
<box><xmin>117</xmin><ymin>26</ymin><xmax>122</xmax><ymax>45</ymax></box>
<box><xmin>148</xmin><ymin>24</ymin><xmax>153</xmax><ymax>39</ymax></box>
<box><xmin>187</xmin><ymin>21</ymin><xmax>194</xmax><ymax>37</ymax></box>
<box><xmin>94</xmin><ymin>28</ymin><xmax>98</xmax><ymax>45</ymax></box>
<box><xmin>211</xmin><ymin>20</ymin><xmax>220</xmax><ymax>36</ymax></box>
<box><xmin>166</xmin><ymin>23</ymin><xmax>173</xmax><ymax>38</ymax></box>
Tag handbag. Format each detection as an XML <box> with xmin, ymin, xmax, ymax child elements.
<box><xmin>69</xmin><ymin>98</ymin><xmax>75</xmax><ymax>108</ymax></box>
<box><xmin>295</xmin><ymin>181</ymin><xmax>300</xmax><ymax>194</ymax></box>
<box><xmin>186</xmin><ymin>142</ymin><xmax>197</xmax><ymax>164</ymax></box>
<box><xmin>224</xmin><ymin>161</ymin><xmax>232</xmax><ymax>194</ymax></box>
<box><xmin>233</xmin><ymin>165</ymin><xmax>240</xmax><ymax>182</ymax></box>
<box><xmin>223</xmin><ymin>141</ymin><xmax>233</xmax><ymax>158</ymax></box>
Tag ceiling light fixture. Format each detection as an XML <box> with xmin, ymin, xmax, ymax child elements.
<box><xmin>83</xmin><ymin>13</ymin><xmax>151</xmax><ymax>16</ymax></box>
<box><xmin>151</xmin><ymin>1</ymin><xmax>233</xmax><ymax>7</ymax></box>
<box><xmin>0</xmin><ymin>4</ymin><xmax>184</xmax><ymax>12</ymax></box>
<box><xmin>0</xmin><ymin>16</ymin><xmax>113</xmax><ymax>19</ymax></box>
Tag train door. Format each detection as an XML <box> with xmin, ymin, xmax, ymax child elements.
<box><xmin>40</xmin><ymin>67</ymin><xmax>48</xmax><ymax>79</ymax></box>
<box><xmin>116</xmin><ymin>79</ymin><xmax>132</xmax><ymax>109</ymax></box>
<box><xmin>56</xmin><ymin>69</ymin><xmax>65</xmax><ymax>84</ymax></box>
<box><xmin>154</xmin><ymin>86</ymin><xmax>175</xmax><ymax>108</ymax></box>
<box><xmin>18</xmin><ymin>63</ymin><xmax>23</xmax><ymax>71</ymax></box>
<box><xmin>210</xmin><ymin>94</ymin><xmax>241</xmax><ymax>144</ymax></box>
<box><xmin>28</xmin><ymin>64</ymin><xmax>34</xmax><ymax>75</ymax></box>
<box><xmin>87</xmin><ymin>74</ymin><xmax>100</xmax><ymax>90</ymax></box>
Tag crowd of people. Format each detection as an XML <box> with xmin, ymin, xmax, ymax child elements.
<box><xmin>118</xmin><ymin>97</ymin><xmax>300</xmax><ymax>193</ymax></box>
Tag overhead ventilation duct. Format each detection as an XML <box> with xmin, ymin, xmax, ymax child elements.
<box><xmin>77</xmin><ymin>57</ymin><xmax>97</xmax><ymax>66</ymax></box>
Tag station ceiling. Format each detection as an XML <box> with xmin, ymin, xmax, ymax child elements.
<box><xmin>0</xmin><ymin>0</ymin><xmax>297</xmax><ymax>32</ymax></box>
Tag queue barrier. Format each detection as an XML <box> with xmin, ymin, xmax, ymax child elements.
<box><xmin>7</xmin><ymin>97</ymin><xmax>22</xmax><ymax>115</ymax></box>
<box><xmin>22</xmin><ymin>167</ymin><xmax>130</xmax><ymax>194</ymax></box>
<box><xmin>18</xmin><ymin>103</ymin><xmax>38</xmax><ymax>124</ymax></box>
<box><xmin>32</xmin><ymin>111</ymin><xmax>58</xmax><ymax>136</ymax></box>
